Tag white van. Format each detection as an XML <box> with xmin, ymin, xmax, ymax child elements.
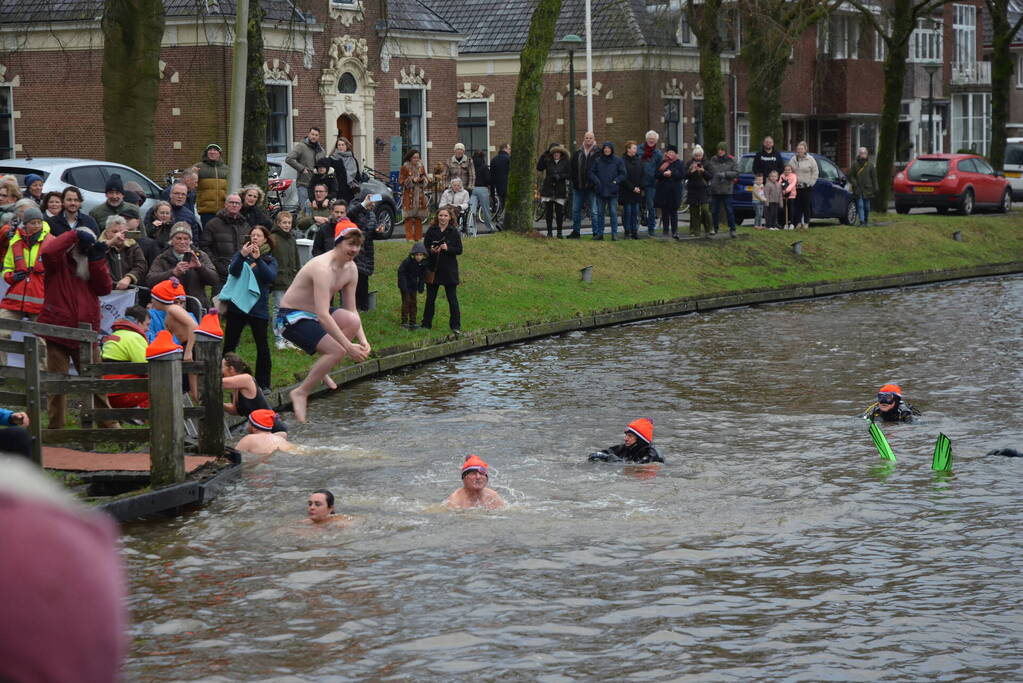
<box><xmin>1006</xmin><ymin>137</ymin><xmax>1023</xmax><ymax>199</ymax></box>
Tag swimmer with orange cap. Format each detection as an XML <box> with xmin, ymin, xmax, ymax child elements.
<box><xmin>444</xmin><ymin>455</ymin><xmax>506</xmax><ymax>510</ymax></box>
<box><xmin>234</xmin><ymin>409</ymin><xmax>295</xmax><ymax>454</ymax></box>
<box><xmin>588</xmin><ymin>418</ymin><xmax>664</xmax><ymax>463</ymax></box>
<box><xmin>863</xmin><ymin>383</ymin><xmax>918</xmax><ymax>423</ymax></box>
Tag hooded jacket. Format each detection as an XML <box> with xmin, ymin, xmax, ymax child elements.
<box><xmin>1</xmin><ymin>222</ymin><xmax>51</xmax><ymax>315</ymax></box>
<box><xmin>196</xmin><ymin>149</ymin><xmax>229</xmax><ymax>215</ymax></box>
<box><xmin>397</xmin><ymin>242</ymin><xmax>428</xmax><ymax>293</ymax></box>
<box><xmin>537</xmin><ymin>145</ymin><xmax>570</xmax><ymax>199</ymax></box>
<box><xmin>270</xmin><ymin>224</ymin><xmax>300</xmax><ymax>292</ymax></box>
<box><xmin>199</xmin><ymin>209</ymin><xmax>252</xmax><ymax>282</ymax></box>
<box><xmin>620</xmin><ymin>151</ymin><xmax>646</xmax><ymax>204</ymax></box>
<box><xmin>37</xmin><ymin>229</ymin><xmax>112</xmax><ymax>348</ymax></box>
<box><xmin>588</xmin><ymin>142</ymin><xmax>627</xmax><ymax>198</ymax></box>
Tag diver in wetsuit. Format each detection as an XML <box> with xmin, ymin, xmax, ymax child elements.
<box><xmin>863</xmin><ymin>383</ymin><xmax>918</xmax><ymax>423</ymax></box>
<box><xmin>588</xmin><ymin>418</ymin><xmax>664</xmax><ymax>463</ymax></box>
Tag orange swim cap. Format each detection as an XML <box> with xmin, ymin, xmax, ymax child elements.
<box><xmin>461</xmin><ymin>454</ymin><xmax>489</xmax><ymax>477</ymax></box>
<box><xmin>195</xmin><ymin>310</ymin><xmax>224</xmax><ymax>340</ymax></box>
<box><xmin>626</xmin><ymin>418</ymin><xmax>654</xmax><ymax>444</ymax></box>
<box><xmin>144</xmin><ymin>330</ymin><xmax>183</xmax><ymax>360</ymax></box>
<box><xmin>150</xmin><ymin>277</ymin><xmax>186</xmax><ymax>305</ymax></box>
<box><xmin>878</xmin><ymin>384</ymin><xmax>902</xmax><ymax>396</ymax></box>
<box><xmin>248</xmin><ymin>409</ymin><xmax>277</xmax><ymax>432</ymax></box>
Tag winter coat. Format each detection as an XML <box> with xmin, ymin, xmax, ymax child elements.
<box><xmin>240</xmin><ymin>203</ymin><xmax>273</xmax><ymax>231</ymax></box>
<box><xmin>144</xmin><ymin>204</ymin><xmax>200</xmax><ymax>244</ymax></box>
<box><xmin>46</xmin><ymin>211</ymin><xmax>99</xmax><ymax>238</ymax></box>
<box><xmin>160</xmin><ymin>184</ymin><xmax>197</xmax><ymax>215</ymax></box>
<box><xmin>654</xmin><ymin>157</ymin><xmax>686</xmax><ymax>209</ymax></box>
<box><xmin>847</xmin><ymin>159</ymin><xmax>878</xmax><ymax>198</ymax></box>
<box><xmin>537</xmin><ymin>147</ymin><xmax>570</xmax><ymax>199</ymax></box>
<box><xmin>683</xmin><ymin>158</ymin><xmax>712</xmax><ymax>205</ymax></box>
<box><xmin>423</xmin><ymin>223</ymin><xmax>462</xmax><ymax>286</ymax></box>
<box><xmin>570</xmin><ymin>146</ymin><xmax>599</xmax><ymax>191</ymax></box>
<box><xmin>285</xmin><ymin>137</ymin><xmax>325</xmax><ymax>187</ymax></box>
<box><xmin>270</xmin><ymin>225</ymin><xmax>300</xmax><ymax>291</ymax></box>
<box><xmin>299</xmin><ymin>200</ymin><xmax>333</xmax><ymax>239</ymax></box>
<box><xmin>763</xmin><ymin>179</ymin><xmax>783</xmax><ymax>205</ymax></box>
<box><xmin>589</xmin><ymin>442</ymin><xmax>664</xmax><ymax>464</ymax></box>
<box><xmin>199</xmin><ymin>209</ymin><xmax>252</xmax><ymax>282</ymax></box>
<box><xmin>88</xmin><ymin>202</ymin><xmax>134</xmax><ymax>229</ymax></box>
<box><xmin>791</xmin><ymin>154</ymin><xmax>819</xmax><ymax>189</ymax></box>
<box><xmin>1</xmin><ymin>222</ymin><xmax>51</xmax><ymax>315</ymax></box>
<box><xmin>489</xmin><ymin>150</ymin><xmax>511</xmax><ymax>198</ymax></box>
<box><xmin>101</xmin><ymin>237</ymin><xmax>148</xmax><ymax>288</ymax></box>
<box><xmin>704</xmin><ymin>153</ymin><xmax>740</xmax><ymax>196</ymax></box>
<box><xmin>640</xmin><ymin>143</ymin><xmax>664</xmax><ymax>187</ymax></box>
<box><xmin>444</xmin><ymin>154</ymin><xmax>475</xmax><ymax>190</ymax></box>
<box><xmin>349</xmin><ymin>204</ymin><xmax>379</xmax><ymax>277</ymax></box>
<box><xmin>620</xmin><ymin>153</ymin><xmax>646</xmax><ymax>204</ymax></box>
<box><xmin>473</xmin><ymin>156</ymin><xmax>491</xmax><ymax>187</ymax></box>
<box><xmin>588</xmin><ymin>145</ymin><xmax>627</xmax><ymax>199</ymax></box>
<box><xmin>752</xmin><ymin>147</ymin><xmax>786</xmax><ymax>178</ymax></box>
<box><xmin>227</xmin><ymin>249</ymin><xmax>277</xmax><ymax>320</ymax></box>
<box><xmin>439</xmin><ymin>188</ymin><xmax>470</xmax><ymax>213</ymax></box>
<box><xmin>397</xmin><ymin>248</ymin><xmax>427</xmax><ymax>293</ymax></box>
<box><xmin>37</xmin><ymin>229</ymin><xmax>112</xmax><ymax>348</ymax></box>
<box><xmin>780</xmin><ymin>172</ymin><xmax>798</xmax><ymax>199</ymax></box>
<box><xmin>329</xmin><ymin>152</ymin><xmax>362</xmax><ymax>203</ymax></box>
<box><xmin>306</xmin><ymin>172</ymin><xmax>338</xmax><ymax>203</ymax></box>
<box><xmin>195</xmin><ymin>155</ymin><xmax>229</xmax><ymax>215</ymax></box>
<box><xmin>146</xmin><ymin>247</ymin><xmax>218</xmax><ymax>308</ymax></box>
<box><xmin>399</xmin><ymin>161</ymin><xmax>430</xmax><ymax>220</ymax></box>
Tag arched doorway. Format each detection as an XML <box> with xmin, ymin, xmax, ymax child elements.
<box><xmin>337</xmin><ymin>114</ymin><xmax>354</xmax><ymax>145</ymax></box>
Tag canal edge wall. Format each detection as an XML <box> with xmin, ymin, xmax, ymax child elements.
<box><xmin>265</xmin><ymin>261</ymin><xmax>1023</xmax><ymax>412</ymax></box>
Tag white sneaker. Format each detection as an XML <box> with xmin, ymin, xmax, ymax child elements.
<box><xmin>276</xmin><ymin>339</ymin><xmax>287</xmax><ymax>350</ymax></box>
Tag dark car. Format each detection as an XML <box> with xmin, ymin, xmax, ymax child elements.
<box><xmin>893</xmin><ymin>154</ymin><xmax>1012</xmax><ymax>215</ymax></box>
<box><xmin>732</xmin><ymin>152</ymin><xmax>857</xmax><ymax>226</ymax></box>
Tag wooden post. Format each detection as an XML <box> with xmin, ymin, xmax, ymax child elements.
<box><xmin>22</xmin><ymin>335</ymin><xmax>42</xmax><ymax>466</ymax></box>
<box><xmin>147</xmin><ymin>351</ymin><xmax>185</xmax><ymax>487</ymax></box>
<box><xmin>78</xmin><ymin>322</ymin><xmax>95</xmax><ymax>449</ymax></box>
<box><xmin>193</xmin><ymin>336</ymin><xmax>224</xmax><ymax>456</ymax></box>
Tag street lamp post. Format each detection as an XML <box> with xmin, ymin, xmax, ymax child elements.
<box><xmin>560</xmin><ymin>34</ymin><xmax>583</xmax><ymax>149</ymax></box>
<box><xmin>923</xmin><ymin>63</ymin><xmax>940</xmax><ymax>155</ymax></box>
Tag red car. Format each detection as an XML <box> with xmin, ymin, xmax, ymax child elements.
<box><xmin>893</xmin><ymin>153</ymin><xmax>1012</xmax><ymax>215</ymax></box>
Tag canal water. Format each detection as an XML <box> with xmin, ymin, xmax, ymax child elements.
<box><xmin>122</xmin><ymin>275</ymin><xmax>1023</xmax><ymax>681</ymax></box>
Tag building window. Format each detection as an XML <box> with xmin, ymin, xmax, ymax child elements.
<box><xmin>874</xmin><ymin>23</ymin><xmax>887</xmax><ymax>62</ymax></box>
<box><xmin>736</xmin><ymin>114</ymin><xmax>750</xmax><ymax>155</ymax></box>
<box><xmin>852</xmin><ymin>121</ymin><xmax>878</xmax><ymax>154</ymax></box>
<box><xmin>1018</xmin><ymin>54</ymin><xmax>1023</xmax><ymax>87</ymax></box>
<box><xmin>692</xmin><ymin>97</ymin><xmax>704</xmax><ymax>146</ymax></box>
<box><xmin>827</xmin><ymin>14</ymin><xmax>859</xmax><ymax>59</ymax></box>
<box><xmin>953</xmin><ymin>92</ymin><xmax>990</xmax><ymax>155</ymax></box>
<box><xmin>457</xmin><ymin>101</ymin><xmax>488</xmax><ymax>156</ymax></box>
<box><xmin>265</xmin><ymin>84</ymin><xmax>291</xmax><ymax>154</ymax></box>
<box><xmin>677</xmin><ymin>12</ymin><xmax>694</xmax><ymax>46</ymax></box>
<box><xmin>909</xmin><ymin>17</ymin><xmax>942</xmax><ymax>63</ymax></box>
<box><xmin>337</xmin><ymin>72</ymin><xmax>357</xmax><ymax>94</ymax></box>
<box><xmin>953</xmin><ymin>3</ymin><xmax>976</xmax><ymax>66</ymax></box>
<box><xmin>0</xmin><ymin>87</ymin><xmax>12</xmax><ymax>159</ymax></box>
<box><xmin>663</xmin><ymin>98</ymin><xmax>681</xmax><ymax>150</ymax></box>
<box><xmin>399</xmin><ymin>88</ymin><xmax>425</xmax><ymax>161</ymax></box>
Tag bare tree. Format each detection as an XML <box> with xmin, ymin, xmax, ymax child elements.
<box><xmin>985</xmin><ymin>0</ymin><xmax>1023</xmax><ymax>170</ymax></box>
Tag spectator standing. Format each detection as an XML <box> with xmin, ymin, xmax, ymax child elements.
<box><xmin>239</xmin><ymin>184</ymin><xmax>273</xmax><ymax>230</ymax></box>
<box><xmin>200</xmin><ymin>193</ymin><xmax>252</xmax><ymax>287</ymax></box>
<box><xmin>88</xmin><ymin>174</ymin><xmax>132</xmax><ymax>227</ymax></box>
<box><xmin>42</xmin><ymin>191</ymin><xmax>64</xmax><ymax>221</ymax></box>
<box><xmin>640</xmin><ymin>131</ymin><xmax>664</xmax><ymax>236</ymax></box>
<box><xmin>162</xmin><ymin>182</ymin><xmax>201</xmax><ymax>239</ymax></box>
<box><xmin>847</xmin><ymin>146</ymin><xmax>877</xmax><ymax>226</ymax></box>
<box><xmin>348</xmin><ymin>196</ymin><xmax>385</xmax><ymax>311</ymax></box>
<box><xmin>684</xmin><ymin>146</ymin><xmax>713</xmax><ymax>238</ymax></box>
<box><xmin>654</xmin><ymin>145</ymin><xmax>686</xmax><ymax>239</ymax></box>
<box><xmin>196</xmin><ymin>143</ymin><xmax>229</xmax><ymax>229</ymax></box>
<box><xmin>269</xmin><ymin>211</ymin><xmax>299</xmax><ymax>349</ymax></box>
<box><xmin>0</xmin><ymin>206</ymin><xmax>50</xmax><ymax>366</ymax></box>
<box><xmin>397</xmin><ymin>242</ymin><xmax>428</xmax><ymax>329</ymax></box>
<box><xmin>47</xmin><ymin>186</ymin><xmax>100</xmax><ymax>237</ymax></box>
<box><xmin>311</xmin><ymin>200</ymin><xmax>349</xmax><ymax>257</ymax></box>
<box><xmin>790</xmin><ymin>141</ymin><xmax>818</xmax><ymax>230</ymax></box>
<box><xmin>24</xmin><ymin>174</ymin><xmax>44</xmax><ymax>207</ymax></box>
<box><xmin>0</xmin><ymin>177</ymin><xmax>21</xmax><ymax>225</ymax></box>
<box><xmin>297</xmin><ymin>182</ymin><xmax>334</xmax><ymax>236</ymax></box>
<box><xmin>162</xmin><ymin>169</ymin><xmax>199</xmax><ymax>212</ymax></box>
<box><xmin>329</xmin><ymin>137</ymin><xmax>361</xmax><ymax>203</ymax></box>
<box><xmin>764</xmin><ymin>170</ymin><xmax>783</xmax><ymax>230</ymax></box>
<box><xmin>537</xmin><ymin>143</ymin><xmax>570</xmax><ymax>238</ymax></box>
<box><xmin>399</xmin><ymin>149</ymin><xmax>429</xmax><ymax>242</ymax></box>
<box><xmin>752</xmin><ymin>136</ymin><xmax>786</xmax><ymax>179</ymax></box>
<box><xmin>489</xmin><ymin>143</ymin><xmax>511</xmax><ymax>205</ymax></box>
<box><xmin>620</xmin><ymin>141</ymin><xmax>645</xmax><ymax>240</ymax></box>
<box><xmin>588</xmin><ymin>141</ymin><xmax>626</xmax><ymax>241</ymax></box>
<box><xmin>100</xmin><ymin>216</ymin><xmax>147</xmax><ymax>291</ymax></box>
<box><xmin>780</xmin><ymin>163</ymin><xmax>798</xmax><ymax>230</ymax></box>
<box><xmin>222</xmin><ymin>225</ymin><xmax>277</xmax><ymax>391</ymax></box>
<box><xmin>147</xmin><ymin>222</ymin><xmax>218</xmax><ymax>307</ymax></box>
<box><xmin>568</xmin><ymin>131</ymin><xmax>599</xmax><ymax>239</ymax></box>
<box><xmin>286</xmin><ymin>127</ymin><xmax>325</xmax><ymax>202</ymax></box>
<box><xmin>307</xmin><ymin>158</ymin><xmax>337</xmax><ymax>203</ymax></box>
<box><xmin>141</xmin><ymin>200</ymin><xmax>173</xmax><ymax>265</ymax></box>
<box><xmin>421</xmin><ymin>207</ymin><xmax>462</xmax><ymax>333</ymax></box>
<box><xmin>444</xmin><ymin>143</ymin><xmax>476</xmax><ymax>192</ymax></box>
<box><xmin>469</xmin><ymin>149</ymin><xmax>495</xmax><ymax>235</ymax></box>
<box><xmin>751</xmin><ymin>174</ymin><xmax>767</xmax><ymax>229</ymax></box>
<box><xmin>705</xmin><ymin>142</ymin><xmax>740</xmax><ymax>237</ymax></box>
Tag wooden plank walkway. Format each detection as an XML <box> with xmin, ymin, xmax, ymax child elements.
<box><xmin>42</xmin><ymin>447</ymin><xmax>216</xmax><ymax>473</ymax></box>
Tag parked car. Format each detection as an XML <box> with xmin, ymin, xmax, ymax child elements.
<box><xmin>0</xmin><ymin>157</ymin><xmax>163</xmax><ymax>216</ymax></box>
<box><xmin>267</xmin><ymin>152</ymin><xmax>399</xmax><ymax>239</ymax></box>
<box><xmin>1004</xmin><ymin>138</ymin><xmax>1023</xmax><ymax>200</ymax></box>
<box><xmin>893</xmin><ymin>153</ymin><xmax>1012</xmax><ymax>215</ymax></box>
<box><xmin>732</xmin><ymin>152</ymin><xmax>857</xmax><ymax>226</ymax></box>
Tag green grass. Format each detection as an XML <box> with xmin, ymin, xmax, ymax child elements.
<box><xmin>233</xmin><ymin>212</ymin><xmax>1023</xmax><ymax>389</ymax></box>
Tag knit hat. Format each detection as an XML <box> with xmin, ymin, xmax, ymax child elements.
<box><xmin>168</xmin><ymin>222</ymin><xmax>192</xmax><ymax>240</ymax></box>
<box><xmin>194</xmin><ymin>310</ymin><xmax>224</xmax><ymax>340</ymax></box>
<box><xmin>625</xmin><ymin>418</ymin><xmax>654</xmax><ymax>444</ymax></box>
<box><xmin>205</xmin><ymin>143</ymin><xmax>222</xmax><ymax>153</ymax></box>
<box><xmin>22</xmin><ymin>206</ymin><xmax>43</xmax><ymax>223</ymax></box>
<box><xmin>717</xmin><ymin>141</ymin><xmax>728</xmax><ymax>153</ymax></box>
<box><xmin>150</xmin><ymin>278</ymin><xmax>186</xmax><ymax>304</ymax></box>
<box><xmin>453</xmin><ymin>143</ymin><xmax>466</xmax><ymax>151</ymax></box>
<box><xmin>145</xmin><ymin>330</ymin><xmax>183</xmax><ymax>360</ymax></box>
<box><xmin>410</xmin><ymin>241</ymin><xmax>428</xmax><ymax>256</ymax></box>
<box><xmin>120</xmin><ymin>202</ymin><xmax>141</xmax><ymax>219</ymax></box>
<box><xmin>24</xmin><ymin>173</ymin><xmax>43</xmax><ymax>187</ymax></box>
<box><xmin>666</xmin><ymin>144</ymin><xmax>679</xmax><ymax>153</ymax></box>
<box><xmin>123</xmin><ymin>191</ymin><xmax>142</xmax><ymax>207</ymax></box>
<box><xmin>334</xmin><ymin>217</ymin><xmax>361</xmax><ymax>245</ymax></box>
<box><xmin>461</xmin><ymin>454</ymin><xmax>489</xmax><ymax>478</ymax></box>
<box><xmin>248</xmin><ymin>409</ymin><xmax>277</xmax><ymax>432</ymax></box>
<box><xmin>314</xmin><ymin>157</ymin><xmax>330</xmax><ymax>170</ymax></box>
<box><xmin>105</xmin><ymin>174</ymin><xmax>124</xmax><ymax>194</ymax></box>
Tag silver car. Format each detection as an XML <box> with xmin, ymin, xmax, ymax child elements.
<box><xmin>0</xmin><ymin>157</ymin><xmax>163</xmax><ymax>216</ymax></box>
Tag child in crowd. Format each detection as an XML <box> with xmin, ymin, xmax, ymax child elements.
<box><xmin>588</xmin><ymin>418</ymin><xmax>664</xmax><ymax>463</ymax></box>
<box><xmin>751</xmin><ymin>173</ymin><xmax>767</xmax><ymax>229</ymax></box>
<box><xmin>764</xmin><ymin>170</ymin><xmax>783</xmax><ymax>230</ymax></box>
<box><xmin>101</xmin><ymin>305</ymin><xmax>152</xmax><ymax>409</ymax></box>
<box><xmin>306</xmin><ymin>158</ymin><xmax>336</xmax><ymax>203</ymax></box>
<box><xmin>397</xmin><ymin>242</ymin><xmax>428</xmax><ymax>329</ymax></box>
<box><xmin>270</xmin><ymin>211</ymin><xmax>299</xmax><ymax>350</ymax></box>
<box><xmin>780</xmin><ymin>163</ymin><xmax>798</xmax><ymax>230</ymax></box>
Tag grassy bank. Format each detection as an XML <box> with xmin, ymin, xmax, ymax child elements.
<box><xmin>238</xmin><ymin>212</ymin><xmax>1023</xmax><ymax>389</ymax></box>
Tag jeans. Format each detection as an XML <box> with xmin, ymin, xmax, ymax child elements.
<box><xmin>856</xmin><ymin>196</ymin><xmax>871</xmax><ymax>225</ymax></box>
<box><xmin>593</xmin><ymin>196</ymin><xmax>619</xmax><ymax>237</ymax></box>
<box><xmin>753</xmin><ymin>201</ymin><xmax>764</xmax><ymax>227</ymax></box>
<box><xmin>468</xmin><ymin>187</ymin><xmax>493</xmax><ymax>235</ymax></box>
<box><xmin>644</xmin><ymin>185</ymin><xmax>657</xmax><ymax>234</ymax></box>
<box><xmin>571</xmin><ymin>188</ymin><xmax>596</xmax><ymax>234</ymax></box>
<box><xmin>710</xmin><ymin>194</ymin><xmax>735</xmax><ymax>232</ymax></box>
<box><xmin>224</xmin><ymin>308</ymin><xmax>272</xmax><ymax>389</ymax></box>
<box><xmin>423</xmin><ymin>283</ymin><xmax>460</xmax><ymax>330</ymax></box>
<box><xmin>622</xmin><ymin>202</ymin><xmax>640</xmax><ymax>235</ymax></box>
<box><xmin>270</xmin><ymin>290</ymin><xmax>285</xmax><ymax>341</ymax></box>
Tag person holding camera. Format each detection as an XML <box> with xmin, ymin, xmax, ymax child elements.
<box><xmin>790</xmin><ymin>141</ymin><xmax>819</xmax><ymax>230</ymax></box>
<box><xmin>222</xmin><ymin>225</ymin><xmax>278</xmax><ymax>391</ymax></box>
<box><xmin>684</xmin><ymin>145</ymin><xmax>713</xmax><ymax>237</ymax></box>
<box><xmin>654</xmin><ymin>144</ymin><xmax>687</xmax><ymax>239</ymax></box>
<box><xmin>421</xmin><ymin>206</ymin><xmax>463</xmax><ymax>334</ymax></box>
<box><xmin>146</xmin><ymin>222</ymin><xmax>218</xmax><ymax>308</ymax></box>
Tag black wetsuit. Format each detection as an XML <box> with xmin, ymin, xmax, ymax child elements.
<box><xmin>866</xmin><ymin>401</ymin><xmax>916</xmax><ymax>423</ymax></box>
<box><xmin>588</xmin><ymin>442</ymin><xmax>664</xmax><ymax>463</ymax></box>
<box><xmin>235</xmin><ymin>389</ymin><xmax>288</xmax><ymax>433</ymax></box>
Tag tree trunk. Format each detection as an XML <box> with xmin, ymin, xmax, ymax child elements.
<box><xmin>874</xmin><ymin>4</ymin><xmax>916</xmax><ymax>213</ymax></box>
<box><xmin>742</xmin><ymin>38</ymin><xmax>788</xmax><ymax>144</ymax></box>
<box><xmin>694</xmin><ymin>0</ymin><xmax>726</xmax><ymax>148</ymax></box>
<box><xmin>504</xmin><ymin>0</ymin><xmax>564</xmax><ymax>233</ymax></box>
<box><xmin>101</xmin><ymin>0</ymin><xmax>166</xmax><ymax>179</ymax></box>
<box><xmin>242</xmin><ymin>1</ymin><xmax>269</xmax><ymax>189</ymax></box>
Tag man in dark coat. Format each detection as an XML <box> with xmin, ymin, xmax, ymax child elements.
<box><xmin>704</xmin><ymin>142</ymin><xmax>740</xmax><ymax>237</ymax></box>
<box><xmin>588</xmin><ymin>141</ymin><xmax>626</xmax><ymax>240</ymax></box>
<box><xmin>568</xmin><ymin>131</ymin><xmax>599</xmax><ymax>239</ymax></box>
<box><xmin>199</xmin><ymin>193</ymin><xmax>252</xmax><ymax>287</ymax></box>
<box><xmin>47</xmin><ymin>186</ymin><xmax>100</xmax><ymax>237</ymax></box>
<box><xmin>752</xmin><ymin>136</ymin><xmax>786</xmax><ymax>179</ymax></box>
<box><xmin>489</xmin><ymin>144</ymin><xmax>511</xmax><ymax>204</ymax></box>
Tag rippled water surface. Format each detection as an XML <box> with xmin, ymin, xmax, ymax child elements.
<box><xmin>123</xmin><ymin>276</ymin><xmax>1023</xmax><ymax>681</ymax></box>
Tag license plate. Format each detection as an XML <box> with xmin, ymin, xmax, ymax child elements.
<box><xmin>746</xmin><ymin>186</ymin><xmax>753</xmax><ymax>192</ymax></box>
<box><xmin>913</xmin><ymin>186</ymin><xmax>935</xmax><ymax>193</ymax></box>
<box><xmin>1006</xmin><ymin>171</ymin><xmax>1022</xmax><ymax>178</ymax></box>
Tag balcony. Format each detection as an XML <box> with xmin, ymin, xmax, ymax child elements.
<box><xmin>950</xmin><ymin>61</ymin><xmax>991</xmax><ymax>86</ymax></box>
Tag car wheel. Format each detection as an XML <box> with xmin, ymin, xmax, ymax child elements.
<box><xmin>997</xmin><ymin>189</ymin><xmax>1011</xmax><ymax>214</ymax></box>
<box><xmin>841</xmin><ymin>200</ymin><xmax>857</xmax><ymax>225</ymax></box>
<box><xmin>959</xmin><ymin>188</ymin><xmax>974</xmax><ymax>216</ymax></box>
<box><xmin>895</xmin><ymin>203</ymin><xmax>910</xmax><ymax>215</ymax></box>
<box><xmin>374</xmin><ymin>203</ymin><xmax>396</xmax><ymax>240</ymax></box>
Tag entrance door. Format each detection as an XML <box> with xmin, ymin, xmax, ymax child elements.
<box><xmin>336</xmin><ymin>114</ymin><xmax>353</xmax><ymax>145</ymax></box>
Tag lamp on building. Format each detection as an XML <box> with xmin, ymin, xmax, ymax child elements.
<box><xmin>922</xmin><ymin>63</ymin><xmax>940</xmax><ymax>154</ymax></box>
<box><xmin>560</xmin><ymin>34</ymin><xmax>584</xmax><ymax>149</ymax></box>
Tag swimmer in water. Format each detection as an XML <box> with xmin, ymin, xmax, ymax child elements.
<box><xmin>234</xmin><ymin>409</ymin><xmax>295</xmax><ymax>454</ymax></box>
<box><xmin>444</xmin><ymin>455</ymin><xmax>506</xmax><ymax>510</ymax></box>
<box><xmin>588</xmin><ymin>418</ymin><xmax>663</xmax><ymax>463</ymax></box>
<box><xmin>863</xmin><ymin>383</ymin><xmax>918</xmax><ymax>423</ymax></box>
<box><xmin>303</xmin><ymin>489</ymin><xmax>353</xmax><ymax>526</ymax></box>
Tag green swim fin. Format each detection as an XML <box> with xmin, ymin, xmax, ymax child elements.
<box><xmin>870</xmin><ymin>423</ymin><xmax>896</xmax><ymax>462</ymax></box>
<box><xmin>932</xmin><ymin>433</ymin><xmax>953</xmax><ymax>472</ymax></box>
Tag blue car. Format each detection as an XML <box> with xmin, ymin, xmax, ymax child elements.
<box><xmin>732</xmin><ymin>152</ymin><xmax>858</xmax><ymax>226</ymax></box>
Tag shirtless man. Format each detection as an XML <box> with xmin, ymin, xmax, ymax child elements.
<box><xmin>276</xmin><ymin>213</ymin><xmax>372</xmax><ymax>423</ymax></box>
<box><xmin>234</xmin><ymin>409</ymin><xmax>294</xmax><ymax>454</ymax></box>
<box><xmin>444</xmin><ymin>455</ymin><xmax>507</xmax><ymax>510</ymax></box>
<box><xmin>303</xmin><ymin>489</ymin><xmax>354</xmax><ymax>527</ymax></box>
